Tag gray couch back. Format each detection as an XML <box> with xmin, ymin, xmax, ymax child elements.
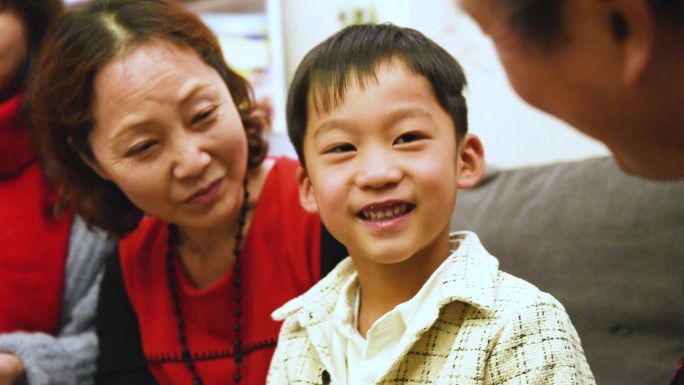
<box><xmin>451</xmin><ymin>157</ymin><xmax>684</xmax><ymax>385</ymax></box>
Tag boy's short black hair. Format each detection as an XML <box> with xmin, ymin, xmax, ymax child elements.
<box><xmin>287</xmin><ymin>23</ymin><xmax>468</xmax><ymax>165</ymax></box>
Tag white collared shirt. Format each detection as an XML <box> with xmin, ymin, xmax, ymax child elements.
<box><xmin>330</xmin><ymin>257</ymin><xmax>451</xmax><ymax>385</ymax></box>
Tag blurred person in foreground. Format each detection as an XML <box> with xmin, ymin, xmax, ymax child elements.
<box><xmin>459</xmin><ymin>0</ymin><xmax>683</xmax><ymax>181</ymax></box>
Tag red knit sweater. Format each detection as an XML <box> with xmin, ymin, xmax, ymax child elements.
<box><xmin>119</xmin><ymin>157</ymin><xmax>323</xmax><ymax>385</ymax></box>
<box><xmin>0</xmin><ymin>92</ymin><xmax>72</xmax><ymax>334</ymax></box>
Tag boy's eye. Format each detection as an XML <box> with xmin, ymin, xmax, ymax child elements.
<box><xmin>125</xmin><ymin>141</ymin><xmax>157</xmax><ymax>158</ymax></box>
<box><xmin>394</xmin><ymin>132</ymin><xmax>423</xmax><ymax>145</ymax></box>
<box><xmin>325</xmin><ymin>143</ymin><xmax>356</xmax><ymax>154</ymax></box>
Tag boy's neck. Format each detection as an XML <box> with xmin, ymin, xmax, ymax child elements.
<box><xmin>354</xmin><ymin>250</ymin><xmax>450</xmax><ymax>337</ymax></box>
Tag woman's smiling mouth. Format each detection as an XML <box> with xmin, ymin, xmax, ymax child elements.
<box><xmin>184</xmin><ymin>178</ymin><xmax>223</xmax><ymax>205</ymax></box>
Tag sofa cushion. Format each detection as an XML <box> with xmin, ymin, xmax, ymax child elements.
<box><xmin>451</xmin><ymin>156</ymin><xmax>684</xmax><ymax>385</ymax></box>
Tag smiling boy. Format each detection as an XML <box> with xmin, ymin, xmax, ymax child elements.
<box><xmin>267</xmin><ymin>24</ymin><xmax>595</xmax><ymax>385</ymax></box>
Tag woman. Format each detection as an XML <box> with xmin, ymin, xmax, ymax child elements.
<box><xmin>30</xmin><ymin>1</ymin><xmax>345</xmax><ymax>384</ymax></box>
<box><xmin>0</xmin><ymin>1</ymin><xmax>114</xmax><ymax>384</ymax></box>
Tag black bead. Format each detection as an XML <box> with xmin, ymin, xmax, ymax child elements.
<box><xmin>166</xmin><ymin>177</ymin><xmax>249</xmax><ymax>385</ymax></box>
<box><xmin>322</xmin><ymin>370</ymin><xmax>331</xmax><ymax>384</ymax></box>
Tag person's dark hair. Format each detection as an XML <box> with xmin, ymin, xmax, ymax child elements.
<box><xmin>287</xmin><ymin>23</ymin><xmax>468</xmax><ymax>166</ymax></box>
<box><xmin>647</xmin><ymin>0</ymin><xmax>684</xmax><ymax>26</ymax></box>
<box><xmin>30</xmin><ymin>0</ymin><xmax>268</xmax><ymax>237</ymax></box>
<box><xmin>0</xmin><ymin>0</ymin><xmax>63</xmax><ymax>112</ymax></box>
<box><xmin>492</xmin><ymin>0</ymin><xmax>563</xmax><ymax>50</ymax></box>
<box><xmin>496</xmin><ymin>0</ymin><xmax>684</xmax><ymax>50</ymax></box>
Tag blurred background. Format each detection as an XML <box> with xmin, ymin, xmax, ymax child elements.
<box><xmin>64</xmin><ymin>0</ymin><xmax>610</xmax><ymax>169</ymax></box>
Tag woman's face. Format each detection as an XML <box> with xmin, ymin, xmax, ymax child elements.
<box><xmin>0</xmin><ymin>6</ymin><xmax>28</xmax><ymax>97</ymax></box>
<box><xmin>87</xmin><ymin>41</ymin><xmax>249</xmax><ymax>232</ymax></box>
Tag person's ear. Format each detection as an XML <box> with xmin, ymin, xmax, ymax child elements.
<box><xmin>296</xmin><ymin>165</ymin><xmax>319</xmax><ymax>214</ymax></box>
<box><xmin>68</xmin><ymin>138</ymin><xmax>112</xmax><ymax>181</ymax></box>
<box><xmin>79</xmin><ymin>153</ymin><xmax>112</xmax><ymax>181</ymax></box>
<box><xmin>456</xmin><ymin>133</ymin><xmax>485</xmax><ymax>189</ymax></box>
<box><xmin>607</xmin><ymin>0</ymin><xmax>654</xmax><ymax>84</ymax></box>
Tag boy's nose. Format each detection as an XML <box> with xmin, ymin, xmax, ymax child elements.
<box><xmin>354</xmin><ymin>150</ymin><xmax>402</xmax><ymax>189</ymax></box>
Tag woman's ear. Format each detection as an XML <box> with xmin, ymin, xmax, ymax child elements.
<box><xmin>296</xmin><ymin>166</ymin><xmax>320</xmax><ymax>214</ymax></box>
<box><xmin>69</xmin><ymin>138</ymin><xmax>112</xmax><ymax>181</ymax></box>
<box><xmin>456</xmin><ymin>133</ymin><xmax>485</xmax><ymax>189</ymax></box>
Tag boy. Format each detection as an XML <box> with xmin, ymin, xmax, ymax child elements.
<box><xmin>268</xmin><ymin>23</ymin><xmax>595</xmax><ymax>384</ymax></box>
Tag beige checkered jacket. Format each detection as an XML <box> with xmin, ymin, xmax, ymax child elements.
<box><xmin>267</xmin><ymin>232</ymin><xmax>596</xmax><ymax>384</ymax></box>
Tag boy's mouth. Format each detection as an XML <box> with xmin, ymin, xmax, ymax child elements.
<box><xmin>358</xmin><ymin>203</ymin><xmax>414</xmax><ymax>221</ymax></box>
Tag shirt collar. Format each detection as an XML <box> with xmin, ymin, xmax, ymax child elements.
<box><xmin>272</xmin><ymin>232</ymin><xmax>499</xmax><ymax>328</ymax></box>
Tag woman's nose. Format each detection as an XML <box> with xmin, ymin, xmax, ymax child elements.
<box><xmin>172</xmin><ymin>137</ymin><xmax>211</xmax><ymax>180</ymax></box>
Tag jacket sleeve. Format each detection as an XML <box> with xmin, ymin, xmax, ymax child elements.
<box><xmin>95</xmin><ymin>247</ymin><xmax>157</xmax><ymax>385</ymax></box>
<box><xmin>0</xmin><ymin>216</ymin><xmax>114</xmax><ymax>385</ymax></box>
<box><xmin>486</xmin><ymin>293</ymin><xmax>596</xmax><ymax>385</ymax></box>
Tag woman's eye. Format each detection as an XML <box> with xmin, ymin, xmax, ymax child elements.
<box><xmin>125</xmin><ymin>141</ymin><xmax>156</xmax><ymax>157</ymax></box>
<box><xmin>192</xmin><ymin>108</ymin><xmax>216</xmax><ymax>126</ymax></box>
<box><xmin>325</xmin><ymin>143</ymin><xmax>356</xmax><ymax>154</ymax></box>
<box><xmin>395</xmin><ymin>132</ymin><xmax>423</xmax><ymax>145</ymax></box>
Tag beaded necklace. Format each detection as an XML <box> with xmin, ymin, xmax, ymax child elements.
<box><xmin>165</xmin><ymin>178</ymin><xmax>250</xmax><ymax>385</ymax></box>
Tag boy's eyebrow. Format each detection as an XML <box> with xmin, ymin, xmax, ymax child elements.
<box><xmin>313</xmin><ymin>107</ymin><xmax>432</xmax><ymax>139</ymax></box>
<box><xmin>312</xmin><ymin>119</ymin><xmax>346</xmax><ymax>139</ymax></box>
<box><xmin>384</xmin><ymin>107</ymin><xmax>432</xmax><ymax>127</ymax></box>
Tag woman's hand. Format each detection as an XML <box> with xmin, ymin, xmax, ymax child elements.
<box><xmin>0</xmin><ymin>353</ymin><xmax>26</xmax><ymax>385</ymax></box>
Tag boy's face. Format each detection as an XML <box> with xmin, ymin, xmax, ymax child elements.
<box><xmin>297</xmin><ymin>60</ymin><xmax>484</xmax><ymax>270</ymax></box>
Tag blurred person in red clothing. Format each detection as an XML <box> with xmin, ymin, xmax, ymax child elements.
<box><xmin>0</xmin><ymin>1</ymin><xmax>115</xmax><ymax>384</ymax></box>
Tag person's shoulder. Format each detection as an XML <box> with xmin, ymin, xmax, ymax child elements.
<box><xmin>269</xmin><ymin>156</ymin><xmax>301</xmax><ymax>181</ymax></box>
<box><xmin>494</xmin><ymin>270</ymin><xmax>566</xmax><ymax>316</ymax></box>
<box><xmin>272</xmin><ymin>257</ymin><xmax>354</xmax><ymax>324</ymax></box>
<box><xmin>271</xmin><ymin>155</ymin><xmax>300</xmax><ymax>168</ymax></box>
<box><xmin>257</xmin><ymin>156</ymin><xmax>310</xmax><ymax>219</ymax></box>
<box><xmin>450</xmin><ymin>231</ymin><xmax>563</xmax><ymax>314</ymax></box>
<box><xmin>119</xmin><ymin>216</ymin><xmax>167</xmax><ymax>260</ymax></box>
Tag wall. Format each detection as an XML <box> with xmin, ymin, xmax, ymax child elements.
<box><xmin>279</xmin><ymin>0</ymin><xmax>610</xmax><ymax>169</ymax></box>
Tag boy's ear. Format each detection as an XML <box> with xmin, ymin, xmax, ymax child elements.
<box><xmin>296</xmin><ymin>166</ymin><xmax>320</xmax><ymax>214</ymax></box>
<box><xmin>607</xmin><ymin>0</ymin><xmax>654</xmax><ymax>84</ymax></box>
<box><xmin>456</xmin><ymin>133</ymin><xmax>485</xmax><ymax>189</ymax></box>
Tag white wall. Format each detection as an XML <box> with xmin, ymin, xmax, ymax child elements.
<box><xmin>279</xmin><ymin>0</ymin><xmax>610</xmax><ymax>169</ymax></box>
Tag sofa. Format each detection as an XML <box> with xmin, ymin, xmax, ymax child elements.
<box><xmin>450</xmin><ymin>156</ymin><xmax>684</xmax><ymax>385</ymax></box>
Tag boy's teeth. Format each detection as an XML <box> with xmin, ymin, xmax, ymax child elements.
<box><xmin>363</xmin><ymin>204</ymin><xmax>408</xmax><ymax>220</ymax></box>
